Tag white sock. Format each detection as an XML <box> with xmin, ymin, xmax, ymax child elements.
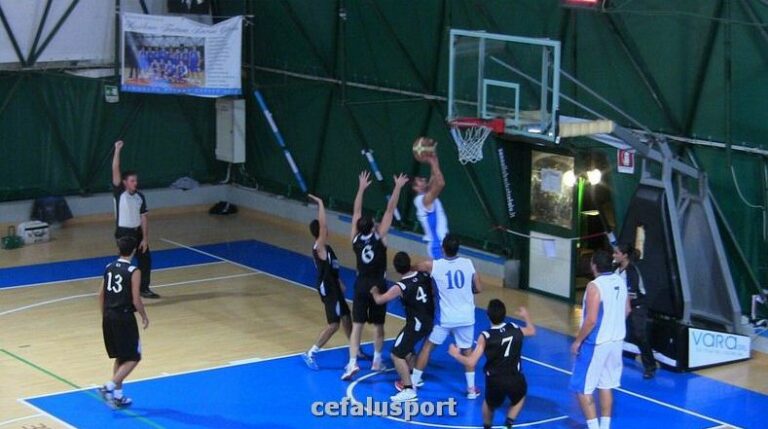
<box><xmin>105</xmin><ymin>381</ymin><xmax>116</xmax><ymax>391</ymax></box>
<box><xmin>348</xmin><ymin>357</ymin><xmax>357</xmax><ymax>367</ymax></box>
<box><xmin>412</xmin><ymin>369</ymin><xmax>423</xmax><ymax>384</ymax></box>
<box><xmin>599</xmin><ymin>417</ymin><xmax>611</xmax><ymax>429</ymax></box>
<box><xmin>465</xmin><ymin>371</ymin><xmax>475</xmax><ymax>390</ymax></box>
<box><xmin>308</xmin><ymin>345</ymin><xmax>320</xmax><ymax>356</ymax></box>
<box><xmin>373</xmin><ymin>351</ymin><xmax>383</xmax><ymax>362</ymax></box>
<box><xmin>586</xmin><ymin>418</ymin><xmax>599</xmax><ymax>429</ymax></box>
<box><xmin>113</xmin><ymin>389</ymin><xmax>124</xmax><ymax>399</ymax></box>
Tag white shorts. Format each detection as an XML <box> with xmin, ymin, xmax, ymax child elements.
<box><xmin>428</xmin><ymin>324</ymin><xmax>474</xmax><ymax>349</ymax></box>
<box><xmin>570</xmin><ymin>340</ymin><xmax>623</xmax><ymax>395</ymax></box>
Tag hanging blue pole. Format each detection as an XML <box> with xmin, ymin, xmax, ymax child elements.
<box><xmin>253</xmin><ymin>90</ymin><xmax>308</xmax><ymax>193</ymax></box>
<box><xmin>362</xmin><ymin>148</ymin><xmax>402</xmax><ymax>221</ymax></box>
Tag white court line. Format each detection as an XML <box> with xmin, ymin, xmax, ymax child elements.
<box><xmin>15</xmin><ymin>400</ymin><xmax>76</xmax><ymax>429</ymax></box>
<box><xmin>22</xmin><ymin>339</ymin><xmax>392</xmax><ymax>401</ymax></box>
<box><xmin>0</xmin><ymin>261</ymin><xmax>224</xmax><ymax>291</ymax></box>
<box><xmin>18</xmin><ymin>238</ymin><xmax>743</xmax><ymax>428</ymax></box>
<box><xmin>0</xmin><ymin>413</ymin><xmax>42</xmax><ymax>427</ymax></box>
<box><xmin>0</xmin><ymin>272</ymin><xmax>260</xmax><ymax>317</ymax></box>
<box><xmin>163</xmin><ymin>238</ymin><xmax>743</xmax><ymax>428</ymax></box>
<box><xmin>518</xmin><ymin>357</ymin><xmax>740</xmax><ymax>428</ymax></box>
<box><xmin>345</xmin><ymin>368</ymin><xmax>569</xmax><ymax>428</ymax></box>
<box><xmin>161</xmin><ymin>237</ymin><xmax>406</xmax><ymax>322</ymax></box>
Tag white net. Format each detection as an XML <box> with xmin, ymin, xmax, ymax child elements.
<box><xmin>450</xmin><ymin>123</ymin><xmax>492</xmax><ymax>164</ymax></box>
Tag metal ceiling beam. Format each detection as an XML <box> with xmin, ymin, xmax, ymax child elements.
<box><xmin>683</xmin><ymin>1</ymin><xmax>726</xmax><ymax>135</ymax></box>
<box><xmin>28</xmin><ymin>0</ymin><xmax>81</xmax><ymax>66</ymax></box>
<box><xmin>278</xmin><ymin>0</ymin><xmax>332</xmax><ymax>75</ymax></box>
<box><xmin>0</xmin><ymin>4</ymin><xmax>27</xmax><ymax>66</ymax></box>
<box><xmin>367</xmin><ymin>0</ymin><xmax>430</xmax><ymax>91</ymax></box>
<box><xmin>28</xmin><ymin>0</ymin><xmax>54</xmax><ymax>65</ymax></box>
<box><xmin>603</xmin><ymin>12</ymin><xmax>682</xmax><ymax>134</ymax></box>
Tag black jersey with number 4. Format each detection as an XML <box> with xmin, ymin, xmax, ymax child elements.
<box><xmin>352</xmin><ymin>232</ymin><xmax>387</xmax><ymax>279</ymax></box>
<box><xmin>396</xmin><ymin>271</ymin><xmax>435</xmax><ymax>325</ymax></box>
<box><xmin>313</xmin><ymin>244</ymin><xmax>341</xmax><ymax>298</ymax></box>
<box><xmin>482</xmin><ymin>322</ymin><xmax>524</xmax><ymax>377</ymax></box>
<box><xmin>103</xmin><ymin>259</ymin><xmax>137</xmax><ymax>312</ymax></box>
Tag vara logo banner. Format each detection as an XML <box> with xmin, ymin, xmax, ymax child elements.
<box><xmin>688</xmin><ymin>327</ymin><xmax>750</xmax><ymax>368</ymax></box>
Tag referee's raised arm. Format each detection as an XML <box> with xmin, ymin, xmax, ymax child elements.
<box><xmin>112</xmin><ymin>140</ymin><xmax>124</xmax><ymax>188</ymax></box>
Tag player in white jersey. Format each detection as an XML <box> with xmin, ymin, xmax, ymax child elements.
<box><xmin>412</xmin><ymin>151</ymin><xmax>448</xmax><ymax>258</ymax></box>
<box><xmin>403</xmin><ymin>234</ymin><xmax>483</xmax><ymax>399</ymax></box>
<box><xmin>570</xmin><ymin>249</ymin><xmax>630</xmax><ymax>429</ymax></box>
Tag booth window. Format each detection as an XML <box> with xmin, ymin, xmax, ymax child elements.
<box><xmin>530</xmin><ymin>151</ymin><xmax>574</xmax><ymax>229</ymax></box>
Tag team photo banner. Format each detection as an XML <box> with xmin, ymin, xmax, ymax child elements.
<box><xmin>121</xmin><ymin>13</ymin><xmax>242</xmax><ymax>97</ymax></box>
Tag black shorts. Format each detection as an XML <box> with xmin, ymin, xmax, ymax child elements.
<box><xmin>352</xmin><ymin>277</ymin><xmax>387</xmax><ymax>325</ymax></box>
<box><xmin>322</xmin><ymin>294</ymin><xmax>351</xmax><ymax>324</ymax></box>
<box><xmin>103</xmin><ymin>310</ymin><xmax>142</xmax><ymax>363</ymax></box>
<box><xmin>485</xmin><ymin>373</ymin><xmax>527</xmax><ymax>409</ymax></box>
<box><xmin>392</xmin><ymin>319</ymin><xmax>433</xmax><ymax>359</ymax></box>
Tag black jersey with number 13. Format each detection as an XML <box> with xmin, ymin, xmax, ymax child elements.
<box><xmin>482</xmin><ymin>322</ymin><xmax>524</xmax><ymax>377</ymax></box>
<box><xmin>352</xmin><ymin>232</ymin><xmax>387</xmax><ymax>278</ymax></box>
<box><xmin>103</xmin><ymin>259</ymin><xmax>136</xmax><ymax>312</ymax></box>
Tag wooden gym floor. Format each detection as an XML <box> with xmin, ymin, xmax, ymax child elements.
<box><xmin>0</xmin><ymin>208</ymin><xmax>766</xmax><ymax>428</ymax></box>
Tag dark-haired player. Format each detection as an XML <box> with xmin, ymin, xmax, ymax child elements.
<box><xmin>410</xmin><ymin>234</ymin><xmax>483</xmax><ymax>398</ymax></box>
<box><xmin>342</xmin><ymin>171</ymin><xmax>409</xmax><ymax>380</ymax></box>
<box><xmin>449</xmin><ymin>299</ymin><xmax>535</xmax><ymax>429</ymax></box>
<box><xmin>112</xmin><ymin>140</ymin><xmax>158</xmax><ymax>298</ymax></box>
<box><xmin>98</xmin><ymin>236</ymin><xmax>149</xmax><ymax>408</ymax></box>
<box><xmin>371</xmin><ymin>251</ymin><xmax>434</xmax><ymax>402</ymax></box>
<box><xmin>570</xmin><ymin>249</ymin><xmax>629</xmax><ymax>429</ymax></box>
<box><xmin>412</xmin><ymin>148</ymin><xmax>447</xmax><ymax>258</ymax></box>
<box><xmin>302</xmin><ymin>194</ymin><xmax>352</xmax><ymax>370</ymax></box>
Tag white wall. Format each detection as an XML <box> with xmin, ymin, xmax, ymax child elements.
<box><xmin>0</xmin><ymin>0</ymin><xmax>166</xmax><ymax>66</ymax></box>
<box><xmin>0</xmin><ymin>184</ymin><xmax>506</xmax><ymax>278</ymax></box>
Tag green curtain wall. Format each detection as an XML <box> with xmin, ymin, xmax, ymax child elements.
<box><xmin>0</xmin><ymin>1</ymin><xmax>764</xmax><ymax>307</ymax></box>
<box><xmin>0</xmin><ymin>72</ymin><xmax>219</xmax><ymax>201</ymax></box>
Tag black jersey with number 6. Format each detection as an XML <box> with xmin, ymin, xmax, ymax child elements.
<box><xmin>396</xmin><ymin>271</ymin><xmax>435</xmax><ymax>325</ymax></box>
<box><xmin>352</xmin><ymin>232</ymin><xmax>387</xmax><ymax>279</ymax></box>
<box><xmin>103</xmin><ymin>258</ymin><xmax>136</xmax><ymax>312</ymax></box>
<box><xmin>482</xmin><ymin>322</ymin><xmax>524</xmax><ymax>377</ymax></box>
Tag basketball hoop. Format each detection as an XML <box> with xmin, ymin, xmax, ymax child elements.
<box><xmin>448</xmin><ymin>117</ymin><xmax>505</xmax><ymax>164</ymax></box>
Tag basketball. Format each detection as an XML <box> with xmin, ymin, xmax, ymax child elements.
<box><xmin>412</xmin><ymin>137</ymin><xmax>437</xmax><ymax>162</ymax></box>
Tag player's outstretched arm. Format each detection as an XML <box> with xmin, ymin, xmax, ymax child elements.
<box><xmin>370</xmin><ymin>284</ymin><xmax>401</xmax><ymax>305</ymax></box>
<box><xmin>351</xmin><ymin>171</ymin><xmax>372</xmax><ymax>240</ymax></box>
<box><xmin>423</xmin><ymin>155</ymin><xmax>445</xmax><ymax>209</ymax></box>
<box><xmin>378</xmin><ymin>173</ymin><xmax>409</xmax><ymax>242</ymax></box>
<box><xmin>412</xmin><ymin>259</ymin><xmax>433</xmax><ymax>273</ymax></box>
<box><xmin>308</xmin><ymin>194</ymin><xmax>328</xmax><ymax>260</ymax></box>
<box><xmin>131</xmin><ymin>270</ymin><xmax>149</xmax><ymax>329</ymax></box>
<box><xmin>472</xmin><ymin>273</ymin><xmax>483</xmax><ymax>294</ymax></box>
<box><xmin>449</xmin><ymin>336</ymin><xmax>485</xmax><ymax>367</ymax></box>
<box><xmin>571</xmin><ymin>283</ymin><xmax>600</xmax><ymax>355</ymax></box>
<box><xmin>516</xmin><ymin>306</ymin><xmax>536</xmax><ymax>336</ymax></box>
<box><xmin>112</xmin><ymin>140</ymin><xmax>124</xmax><ymax>187</ymax></box>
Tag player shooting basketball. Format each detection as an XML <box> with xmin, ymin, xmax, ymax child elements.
<box><xmin>342</xmin><ymin>171</ymin><xmax>409</xmax><ymax>381</ymax></box>
<box><xmin>411</xmin><ymin>138</ymin><xmax>448</xmax><ymax>259</ymax></box>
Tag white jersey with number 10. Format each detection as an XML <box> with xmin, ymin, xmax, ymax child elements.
<box><xmin>431</xmin><ymin>257</ymin><xmax>476</xmax><ymax>328</ymax></box>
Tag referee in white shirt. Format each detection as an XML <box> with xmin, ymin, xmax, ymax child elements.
<box><xmin>112</xmin><ymin>140</ymin><xmax>159</xmax><ymax>299</ymax></box>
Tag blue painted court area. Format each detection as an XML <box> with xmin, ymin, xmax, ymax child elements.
<box><xmin>0</xmin><ymin>247</ymin><xmax>217</xmax><ymax>289</ymax></box>
<box><xmin>19</xmin><ymin>240</ymin><xmax>768</xmax><ymax>428</ymax></box>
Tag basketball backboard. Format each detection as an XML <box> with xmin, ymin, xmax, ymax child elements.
<box><xmin>447</xmin><ymin>29</ymin><xmax>561</xmax><ymax>143</ymax></box>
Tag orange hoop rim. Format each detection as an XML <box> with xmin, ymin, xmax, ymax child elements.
<box><xmin>448</xmin><ymin>117</ymin><xmax>505</xmax><ymax>134</ymax></box>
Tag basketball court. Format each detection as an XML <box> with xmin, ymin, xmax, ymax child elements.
<box><xmin>0</xmin><ymin>211</ymin><xmax>765</xmax><ymax>428</ymax></box>
<box><xmin>2</xmin><ymin>2</ymin><xmax>768</xmax><ymax>429</ymax></box>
